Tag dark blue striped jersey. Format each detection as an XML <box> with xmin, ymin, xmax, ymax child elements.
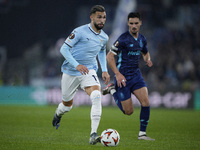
<box><xmin>110</xmin><ymin>31</ymin><xmax>148</xmax><ymax>80</ymax></box>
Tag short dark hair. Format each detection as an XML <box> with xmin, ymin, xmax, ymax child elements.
<box><xmin>90</xmin><ymin>5</ymin><xmax>105</xmax><ymax>15</ymax></box>
<box><xmin>128</xmin><ymin>12</ymin><xmax>141</xmax><ymax>21</ymax></box>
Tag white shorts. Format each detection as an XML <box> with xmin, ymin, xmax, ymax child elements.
<box><xmin>61</xmin><ymin>69</ymin><xmax>100</xmax><ymax>102</ymax></box>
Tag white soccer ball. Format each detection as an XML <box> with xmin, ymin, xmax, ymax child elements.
<box><xmin>100</xmin><ymin>128</ymin><xmax>120</xmax><ymax>147</ymax></box>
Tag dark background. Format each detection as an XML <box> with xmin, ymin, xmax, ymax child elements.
<box><xmin>0</xmin><ymin>0</ymin><xmax>199</xmax><ymax>92</ymax></box>
<box><xmin>0</xmin><ymin>0</ymin><xmax>118</xmax><ymax>58</ymax></box>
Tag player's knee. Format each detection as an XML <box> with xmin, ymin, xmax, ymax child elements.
<box><xmin>90</xmin><ymin>90</ymin><xmax>101</xmax><ymax>104</ymax></box>
<box><xmin>124</xmin><ymin>108</ymin><xmax>134</xmax><ymax>115</ymax></box>
<box><xmin>141</xmin><ymin>99</ymin><xmax>150</xmax><ymax>107</ymax></box>
<box><xmin>63</xmin><ymin>100</ymin><xmax>73</xmax><ymax>107</ymax></box>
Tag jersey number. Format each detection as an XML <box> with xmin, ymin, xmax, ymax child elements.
<box><xmin>92</xmin><ymin>75</ymin><xmax>97</xmax><ymax>81</ymax></box>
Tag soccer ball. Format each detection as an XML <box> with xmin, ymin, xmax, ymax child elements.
<box><xmin>100</xmin><ymin>128</ymin><xmax>120</xmax><ymax>147</ymax></box>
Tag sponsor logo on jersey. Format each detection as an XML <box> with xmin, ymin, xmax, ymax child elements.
<box><xmin>128</xmin><ymin>50</ymin><xmax>140</xmax><ymax>55</ymax></box>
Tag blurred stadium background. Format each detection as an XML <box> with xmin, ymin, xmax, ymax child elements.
<box><xmin>0</xmin><ymin>0</ymin><xmax>200</xmax><ymax>110</ymax></box>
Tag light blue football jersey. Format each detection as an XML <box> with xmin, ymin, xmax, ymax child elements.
<box><xmin>61</xmin><ymin>23</ymin><xmax>109</xmax><ymax>76</ymax></box>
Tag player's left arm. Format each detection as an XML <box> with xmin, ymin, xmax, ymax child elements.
<box><xmin>142</xmin><ymin>52</ymin><xmax>153</xmax><ymax>67</ymax></box>
<box><xmin>141</xmin><ymin>37</ymin><xmax>153</xmax><ymax>67</ymax></box>
<box><xmin>98</xmin><ymin>49</ymin><xmax>110</xmax><ymax>85</ymax></box>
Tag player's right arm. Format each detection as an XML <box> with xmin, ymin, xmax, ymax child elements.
<box><xmin>60</xmin><ymin>30</ymin><xmax>89</xmax><ymax>75</ymax></box>
<box><xmin>107</xmin><ymin>49</ymin><xmax>126</xmax><ymax>88</ymax></box>
<box><xmin>60</xmin><ymin>44</ymin><xmax>89</xmax><ymax>75</ymax></box>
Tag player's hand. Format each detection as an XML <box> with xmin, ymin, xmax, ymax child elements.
<box><xmin>115</xmin><ymin>72</ymin><xmax>126</xmax><ymax>88</ymax></box>
<box><xmin>102</xmin><ymin>72</ymin><xmax>110</xmax><ymax>85</ymax></box>
<box><xmin>76</xmin><ymin>64</ymin><xmax>89</xmax><ymax>75</ymax></box>
<box><xmin>146</xmin><ymin>60</ymin><xmax>153</xmax><ymax>67</ymax></box>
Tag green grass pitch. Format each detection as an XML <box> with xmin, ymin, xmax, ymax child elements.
<box><xmin>0</xmin><ymin>105</ymin><xmax>199</xmax><ymax>150</ymax></box>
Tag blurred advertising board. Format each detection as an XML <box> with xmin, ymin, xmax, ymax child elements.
<box><xmin>0</xmin><ymin>86</ymin><xmax>195</xmax><ymax>109</ymax></box>
<box><xmin>194</xmin><ymin>89</ymin><xmax>200</xmax><ymax>110</ymax></box>
<box><xmin>0</xmin><ymin>86</ymin><xmax>47</xmax><ymax>105</ymax></box>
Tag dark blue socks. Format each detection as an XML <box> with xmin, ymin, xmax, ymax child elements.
<box><xmin>140</xmin><ymin>106</ymin><xmax>150</xmax><ymax>132</ymax></box>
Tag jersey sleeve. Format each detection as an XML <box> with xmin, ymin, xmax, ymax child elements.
<box><xmin>110</xmin><ymin>38</ymin><xmax>123</xmax><ymax>55</ymax></box>
<box><xmin>98</xmin><ymin>34</ymin><xmax>109</xmax><ymax>72</ymax></box>
<box><xmin>60</xmin><ymin>43</ymin><xmax>79</xmax><ymax>68</ymax></box>
<box><xmin>60</xmin><ymin>28</ymin><xmax>82</xmax><ymax>68</ymax></box>
<box><xmin>98</xmin><ymin>49</ymin><xmax>107</xmax><ymax>72</ymax></box>
<box><xmin>64</xmin><ymin>29</ymin><xmax>81</xmax><ymax>47</ymax></box>
<box><xmin>141</xmin><ymin>37</ymin><xmax>148</xmax><ymax>54</ymax></box>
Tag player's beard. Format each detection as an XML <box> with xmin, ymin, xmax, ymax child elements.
<box><xmin>131</xmin><ymin>28</ymin><xmax>137</xmax><ymax>34</ymax></box>
<box><xmin>130</xmin><ymin>28</ymin><xmax>139</xmax><ymax>36</ymax></box>
<box><xmin>94</xmin><ymin>23</ymin><xmax>104</xmax><ymax>30</ymax></box>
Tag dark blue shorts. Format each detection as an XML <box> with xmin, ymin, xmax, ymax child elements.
<box><xmin>114</xmin><ymin>70</ymin><xmax>146</xmax><ymax>101</ymax></box>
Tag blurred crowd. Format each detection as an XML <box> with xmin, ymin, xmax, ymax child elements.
<box><xmin>140</xmin><ymin>3</ymin><xmax>200</xmax><ymax>91</ymax></box>
<box><xmin>0</xmin><ymin>1</ymin><xmax>199</xmax><ymax>92</ymax></box>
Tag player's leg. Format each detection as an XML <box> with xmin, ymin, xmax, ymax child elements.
<box><xmin>133</xmin><ymin>87</ymin><xmax>154</xmax><ymax>140</ymax></box>
<box><xmin>52</xmin><ymin>73</ymin><xmax>79</xmax><ymax>129</ymax></box>
<box><xmin>102</xmin><ymin>83</ymin><xmax>125</xmax><ymax>113</ymax></box>
<box><xmin>121</xmin><ymin>98</ymin><xmax>133</xmax><ymax>115</ymax></box>
<box><xmin>134</xmin><ymin>87</ymin><xmax>149</xmax><ymax>132</ymax></box>
<box><xmin>85</xmin><ymin>85</ymin><xmax>101</xmax><ymax>145</ymax></box>
<box><xmin>103</xmin><ymin>84</ymin><xmax>134</xmax><ymax>114</ymax></box>
<box><xmin>52</xmin><ymin>100</ymin><xmax>73</xmax><ymax>129</ymax></box>
<box><xmin>81</xmin><ymin>69</ymin><xmax>102</xmax><ymax>144</ymax></box>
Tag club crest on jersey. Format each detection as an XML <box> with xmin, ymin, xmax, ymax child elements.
<box><xmin>68</xmin><ymin>33</ymin><xmax>75</xmax><ymax>39</ymax></box>
<box><xmin>100</xmin><ymin>39</ymin><xmax>104</xmax><ymax>43</ymax></box>
<box><xmin>114</xmin><ymin>41</ymin><xmax>119</xmax><ymax>47</ymax></box>
<box><xmin>139</xmin><ymin>40</ymin><xmax>143</xmax><ymax>47</ymax></box>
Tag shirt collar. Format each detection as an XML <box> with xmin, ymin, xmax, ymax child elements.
<box><xmin>128</xmin><ymin>30</ymin><xmax>140</xmax><ymax>40</ymax></box>
<box><xmin>88</xmin><ymin>23</ymin><xmax>101</xmax><ymax>35</ymax></box>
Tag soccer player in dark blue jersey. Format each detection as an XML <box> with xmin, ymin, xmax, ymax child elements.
<box><xmin>103</xmin><ymin>12</ymin><xmax>154</xmax><ymax>140</ymax></box>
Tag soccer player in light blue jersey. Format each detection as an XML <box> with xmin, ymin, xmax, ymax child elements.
<box><xmin>103</xmin><ymin>12</ymin><xmax>155</xmax><ymax>141</ymax></box>
<box><xmin>52</xmin><ymin>5</ymin><xmax>110</xmax><ymax>145</ymax></box>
